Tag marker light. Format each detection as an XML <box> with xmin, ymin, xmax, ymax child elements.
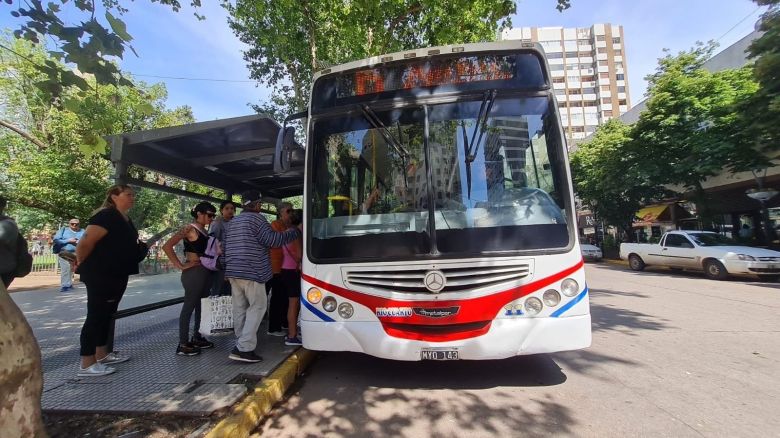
<box><xmin>322</xmin><ymin>296</ymin><xmax>338</xmax><ymax>312</ymax></box>
<box><xmin>524</xmin><ymin>297</ymin><xmax>543</xmax><ymax>316</ymax></box>
<box><xmin>561</xmin><ymin>278</ymin><xmax>579</xmax><ymax>297</ymax></box>
<box><xmin>338</xmin><ymin>302</ymin><xmax>354</xmax><ymax>319</ymax></box>
<box><xmin>543</xmin><ymin>289</ymin><xmax>561</xmax><ymax>307</ymax></box>
<box><xmin>307</xmin><ymin>287</ymin><xmax>322</xmax><ymax>304</ymax></box>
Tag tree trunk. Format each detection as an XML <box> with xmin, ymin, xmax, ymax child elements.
<box><xmin>0</xmin><ymin>282</ymin><xmax>46</xmax><ymax>437</ymax></box>
<box><xmin>692</xmin><ymin>181</ymin><xmax>714</xmax><ymax>231</ymax></box>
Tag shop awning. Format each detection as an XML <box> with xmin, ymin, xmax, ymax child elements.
<box><xmin>633</xmin><ymin>203</ymin><xmax>693</xmax><ymax>227</ymax></box>
<box><xmin>635</xmin><ymin>205</ymin><xmax>669</xmax><ymax>224</ymax></box>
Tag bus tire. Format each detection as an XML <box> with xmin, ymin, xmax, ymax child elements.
<box><xmin>628</xmin><ymin>254</ymin><xmax>645</xmax><ymax>271</ymax></box>
<box><xmin>703</xmin><ymin>259</ymin><xmax>728</xmax><ymax>280</ymax></box>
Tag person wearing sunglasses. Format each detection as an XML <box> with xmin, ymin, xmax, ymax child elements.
<box><xmin>53</xmin><ymin>218</ymin><xmax>85</xmax><ymax>292</ymax></box>
<box><xmin>162</xmin><ymin>201</ymin><xmax>217</xmax><ymax>356</ymax></box>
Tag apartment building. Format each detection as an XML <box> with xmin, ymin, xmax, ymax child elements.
<box><xmin>502</xmin><ymin>24</ymin><xmax>631</xmax><ymax>147</ymax></box>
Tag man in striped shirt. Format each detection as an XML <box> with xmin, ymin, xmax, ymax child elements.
<box><xmin>224</xmin><ymin>190</ymin><xmax>301</xmax><ymax>363</ymax></box>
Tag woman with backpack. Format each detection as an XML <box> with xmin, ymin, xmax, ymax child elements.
<box><xmin>162</xmin><ymin>201</ymin><xmax>218</xmax><ymax>356</ymax></box>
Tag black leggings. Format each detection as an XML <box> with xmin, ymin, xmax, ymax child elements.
<box><xmin>180</xmin><ymin>266</ymin><xmax>212</xmax><ymax>343</ymax></box>
<box><xmin>80</xmin><ymin>274</ymin><xmax>129</xmax><ymax>356</ymax></box>
<box><xmin>266</xmin><ymin>273</ymin><xmax>288</xmax><ymax>332</ymax></box>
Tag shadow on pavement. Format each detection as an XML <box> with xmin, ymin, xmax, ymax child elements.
<box><xmin>265</xmin><ymin>352</ymin><xmax>574</xmax><ymax>437</ymax></box>
<box><xmin>589</xmin><ymin>289</ymin><xmax>673</xmax><ymax>335</ymax></box>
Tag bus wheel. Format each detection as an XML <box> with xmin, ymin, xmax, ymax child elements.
<box><xmin>628</xmin><ymin>254</ymin><xmax>645</xmax><ymax>271</ymax></box>
<box><xmin>704</xmin><ymin>260</ymin><xmax>728</xmax><ymax>280</ymax></box>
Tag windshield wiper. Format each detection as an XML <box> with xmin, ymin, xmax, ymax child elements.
<box><xmin>359</xmin><ymin>104</ymin><xmax>413</xmax><ymax>189</ymax></box>
<box><xmin>360</xmin><ymin>104</ymin><xmax>411</xmax><ymax>160</ymax></box>
<box><xmin>461</xmin><ymin>90</ymin><xmax>497</xmax><ymax>199</ymax></box>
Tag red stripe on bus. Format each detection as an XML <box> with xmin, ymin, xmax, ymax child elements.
<box><xmin>301</xmin><ymin>260</ymin><xmax>584</xmax><ymax>342</ymax></box>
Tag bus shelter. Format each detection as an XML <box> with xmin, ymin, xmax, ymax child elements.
<box><xmin>109</xmin><ymin>114</ymin><xmax>304</xmax><ymax>205</ymax></box>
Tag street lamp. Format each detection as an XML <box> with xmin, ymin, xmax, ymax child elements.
<box><xmin>747</xmin><ymin>168</ymin><xmax>778</xmax><ymax>245</ymax></box>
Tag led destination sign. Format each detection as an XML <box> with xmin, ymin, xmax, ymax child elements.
<box><xmin>337</xmin><ymin>55</ymin><xmax>518</xmax><ymax>98</ymax></box>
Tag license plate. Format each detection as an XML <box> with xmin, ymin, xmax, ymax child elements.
<box><xmin>769</xmin><ymin>264</ymin><xmax>778</xmax><ymax>269</ymax></box>
<box><xmin>420</xmin><ymin>349</ymin><xmax>459</xmax><ymax>360</ymax></box>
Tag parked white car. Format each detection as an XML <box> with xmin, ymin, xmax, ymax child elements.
<box><xmin>581</xmin><ymin>243</ymin><xmax>603</xmax><ymax>261</ymax></box>
<box><xmin>620</xmin><ymin>230</ymin><xmax>780</xmax><ymax>281</ymax></box>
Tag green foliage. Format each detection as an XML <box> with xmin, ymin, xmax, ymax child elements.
<box><xmin>634</xmin><ymin>43</ymin><xmax>762</xmax><ymax>189</ymax></box>
<box><xmin>743</xmin><ymin>0</ymin><xmax>780</xmax><ymax>160</ymax></box>
<box><xmin>7</xmin><ymin>0</ymin><xmax>204</xmax><ymax>97</ymax></box>
<box><xmin>225</xmin><ymin>0</ymin><xmax>520</xmax><ymax>117</ymax></box>
<box><xmin>0</xmin><ymin>37</ymin><xmax>195</xmax><ymax>231</ymax></box>
<box><xmin>571</xmin><ymin>120</ymin><xmax>664</xmax><ymax>237</ymax></box>
<box><xmin>572</xmin><ymin>41</ymin><xmax>773</xmax><ymax>234</ymax></box>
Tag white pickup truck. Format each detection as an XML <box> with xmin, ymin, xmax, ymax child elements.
<box><xmin>619</xmin><ymin>230</ymin><xmax>780</xmax><ymax>281</ymax></box>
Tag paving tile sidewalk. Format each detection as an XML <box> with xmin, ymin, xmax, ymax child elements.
<box><xmin>12</xmin><ymin>272</ymin><xmax>300</xmax><ymax>415</ymax></box>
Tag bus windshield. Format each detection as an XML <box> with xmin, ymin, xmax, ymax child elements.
<box><xmin>309</xmin><ymin>95</ymin><xmax>570</xmax><ymax>261</ymax></box>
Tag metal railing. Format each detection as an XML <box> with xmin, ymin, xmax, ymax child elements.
<box><xmin>106</xmin><ymin>297</ymin><xmax>185</xmax><ymax>352</ymax></box>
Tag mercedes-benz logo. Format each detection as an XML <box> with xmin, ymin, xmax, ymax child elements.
<box><xmin>424</xmin><ymin>270</ymin><xmax>446</xmax><ymax>293</ymax></box>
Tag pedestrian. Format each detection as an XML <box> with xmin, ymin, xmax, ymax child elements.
<box><xmin>265</xmin><ymin>201</ymin><xmax>292</xmax><ymax>337</ymax></box>
<box><xmin>53</xmin><ymin>218</ymin><xmax>85</xmax><ymax>292</ymax></box>
<box><xmin>162</xmin><ymin>201</ymin><xmax>218</xmax><ymax>356</ymax></box>
<box><xmin>281</xmin><ymin>214</ymin><xmax>303</xmax><ymax>346</ymax></box>
<box><xmin>0</xmin><ymin>195</ymin><xmax>20</xmax><ymax>288</ymax></box>
<box><xmin>224</xmin><ymin>190</ymin><xmax>300</xmax><ymax>363</ymax></box>
<box><xmin>75</xmin><ymin>185</ymin><xmax>147</xmax><ymax>376</ymax></box>
<box><xmin>208</xmin><ymin>200</ymin><xmax>236</xmax><ymax>296</ymax></box>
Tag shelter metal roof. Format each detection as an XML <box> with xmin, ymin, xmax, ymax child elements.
<box><xmin>110</xmin><ymin>114</ymin><xmax>304</xmax><ymax>200</ymax></box>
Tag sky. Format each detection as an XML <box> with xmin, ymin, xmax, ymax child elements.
<box><xmin>0</xmin><ymin>0</ymin><xmax>767</xmax><ymax>122</ymax></box>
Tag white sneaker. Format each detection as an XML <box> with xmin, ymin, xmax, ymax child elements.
<box><xmin>97</xmin><ymin>352</ymin><xmax>130</xmax><ymax>365</ymax></box>
<box><xmin>77</xmin><ymin>362</ymin><xmax>116</xmax><ymax>377</ymax></box>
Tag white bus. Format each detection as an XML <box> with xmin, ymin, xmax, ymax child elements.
<box><xmin>293</xmin><ymin>41</ymin><xmax>590</xmax><ymax>360</ymax></box>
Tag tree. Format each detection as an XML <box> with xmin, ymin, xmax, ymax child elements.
<box><xmin>740</xmin><ymin>0</ymin><xmax>780</xmax><ymax>165</ymax></box>
<box><xmin>632</xmin><ymin>43</ymin><xmax>761</xmax><ymax>224</ymax></box>
<box><xmin>225</xmin><ymin>0</ymin><xmax>571</xmax><ymax>117</ymax></box>
<box><xmin>5</xmin><ymin>0</ymin><xmax>204</xmax><ymax>98</ymax></box>
<box><xmin>0</xmin><ymin>282</ymin><xmax>45</xmax><ymax>438</ymax></box>
<box><xmin>0</xmin><ymin>38</ymin><xmax>195</xmax><ymax>224</ymax></box>
<box><xmin>571</xmin><ymin>120</ymin><xmax>665</xmax><ymax>240</ymax></box>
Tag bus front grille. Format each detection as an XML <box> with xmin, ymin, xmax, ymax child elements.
<box><xmin>343</xmin><ymin>260</ymin><xmax>532</xmax><ymax>294</ymax></box>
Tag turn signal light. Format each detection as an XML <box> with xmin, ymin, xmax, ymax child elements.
<box><xmin>307</xmin><ymin>287</ymin><xmax>322</xmax><ymax>304</ymax></box>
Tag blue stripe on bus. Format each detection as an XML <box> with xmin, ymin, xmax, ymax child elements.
<box><xmin>302</xmin><ymin>298</ymin><xmax>335</xmax><ymax>322</ymax></box>
<box><xmin>550</xmin><ymin>287</ymin><xmax>589</xmax><ymax>318</ymax></box>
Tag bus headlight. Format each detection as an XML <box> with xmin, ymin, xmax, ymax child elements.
<box><xmin>322</xmin><ymin>296</ymin><xmax>338</xmax><ymax>312</ymax></box>
<box><xmin>307</xmin><ymin>288</ymin><xmax>322</xmax><ymax>304</ymax></box>
<box><xmin>337</xmin><ymin>302</ymin><xmax>354</xmax><ymax>319</ymax></box>
<box><xmin>561</xmin><ymin>278</ymin><xmax>579</xmax><ymax>297</ymax></box>
<box><xmin>543</xmin><ymin>289</ymin><xmax>561</xmax><ymax>307</ymax></box>
<box><xmin>524</xmin><ymin>297</ymin><xmax>543</xmax><ymax>316</ymax></box>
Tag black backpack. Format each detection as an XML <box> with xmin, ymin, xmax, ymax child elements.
<box><xmin>14</xmin><ymin>233</ymin><xmax>33</xmax><ymax>278</ymax></box>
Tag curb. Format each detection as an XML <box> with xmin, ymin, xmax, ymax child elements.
<box><xmin>603</xmin><ymin>258</ymin><xmax>628</xmax><ymax>267</ymax></box>
<box><xmin>206</xmin><ymin>348</ymin><xmax>317</xmax><ymax>438</ymax></box>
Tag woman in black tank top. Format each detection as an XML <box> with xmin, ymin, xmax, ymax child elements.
<box><xmin>162</xmin><ymin>201</ymin><xmax>217</xmax><ymax>356</ymax></box>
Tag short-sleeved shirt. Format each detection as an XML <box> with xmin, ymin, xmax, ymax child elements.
<box><xmin>78</xmin><ymin>208</ymin><xmax>140</xmax><ymax>280</ymax></box>
<box><xmin>269</xmin><ymin>220</ymin><xmax>285</xmax><ymax>274</ymax></box>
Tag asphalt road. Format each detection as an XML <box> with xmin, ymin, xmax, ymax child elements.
<box><xmin>255</xmin><ymin>263</ymin><xmax>780</xmax><ymax>438</ymax></box>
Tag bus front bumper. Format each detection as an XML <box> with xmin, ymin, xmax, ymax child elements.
<box><xmin>300</xmin><ymin>314</ymin><xmax>591</xmax><ymax>361</ymax></box>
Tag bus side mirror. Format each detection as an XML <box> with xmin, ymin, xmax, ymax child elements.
<box><xmin>274</xmin><ymin>126</ymin><xmax>296</xmax><ymax>173</ymax></box>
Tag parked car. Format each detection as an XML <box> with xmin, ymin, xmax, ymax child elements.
<box><xmin>620</xmin><ymin>230</ymin><xmax>780</xmax><ymax>281</ymax></box>
<box><xmin>581</xmin><ymin>243</ymin><xmax>603</xmax><ymax>261</ymax></box>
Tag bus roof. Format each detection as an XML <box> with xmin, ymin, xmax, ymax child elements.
<box><xmin>312</xmin><ymin>40</ymin><xmax>544</xmax><ymax>82</ymax></box>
